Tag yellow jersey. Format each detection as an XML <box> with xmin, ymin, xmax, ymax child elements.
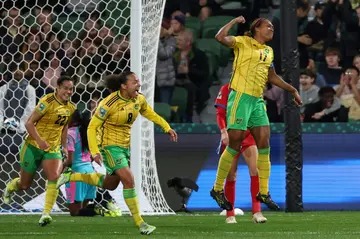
<box><xmin>88</xmin><ymin>91</ymin><xmax>171</xmax><ymax>156</ymax></box>
<box><xmin>230</xmin><ymin>36</ymin><xmax>274</xmax><ymax>97</ymax></box>
<box><xmin>25</xmin><ymin>93</ymin><xmax>76</xmax><ymax>152</ymax></box>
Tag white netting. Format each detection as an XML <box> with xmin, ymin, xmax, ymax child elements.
<box><xmin>0</xmin><ymin>0</ymin><xmax>173</xmax><ymax>215</ymax></box>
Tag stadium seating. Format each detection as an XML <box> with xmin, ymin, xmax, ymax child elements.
<box><xmin>171</xmin><ymin>87</ymin><xmax>188</xmax><ymax>121</ymax></box>
<box><xmin>154</xmin><ymin>102</ymin><xmax>172</xmax><ymax>121</ymax></box>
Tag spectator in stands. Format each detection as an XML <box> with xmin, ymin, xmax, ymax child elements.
<box><xmin>79</xmin><ymin>11</ymin><xmax>114</xmax><ymax>42</ymax></box>
<box><xmin>263</xmin><ymin>83</ymin><xmax>284</xmax><ymax>122</ymax></box>
<box><xmin>61</xmin><ymin>39</ymin><xmax>77</xmax><ymax>77</ymax></box>
<box><xmin>67</xmin><ymin>0</ymin><xmax>100</xmax><ymax>13</ymax></box>
<box><xmin>269</xmin><ymin>0</ymin><xmax>311</xmax><ymax>73</ymax></box>
<box><xmin>0</xmin><ymin>6</ymin><xmax>27</xmax><ymax>81</ymax></box>
<box><xmin>318</xmin><ymin>47</ymin><xmax>343</xmax><ymax>85</ymax></box>
<box><xmin>173</xmin><ymin>29</ymin><xmax>209</xmax><ymax>122</ymax></box>
<box><xmin>299</xmin><ymin>69</ymin><xmax>341</xmax><ymax>117</ymax></box>
<box><xmin>353</xmin><ymin>55</ymin><xmax>360</xmax><ymax>72</ymax></box>
<box><xmin>0</xmin><ymin>68</ymin><xmax>36</xmax><ymax>134</ymax></box>
<box><xmin>305</xmin><ymin>1</ymin><xmax>327</xmax><ymax>61</ymax></box>
<box><xmin>164</xmin><ymin>0</ymin><xmax>191</xmax><ymax>19</ymax></box>
<box><xmin>304</xmin><ymin>86</ymin><xmax>348</xmax><ymax>122</ymax></box>
<box><xmin>335</xmin><ymin>67</ymin><xmax>360</xmax><ymax>121</ymax></box>
<box><xmin>21</xmin><ymin>28</ymin><xmax>44</xmax><ymax>71</ymax></box>
<box><xmin>41</xmin><ymin>53</ymin><xmax>62</xmax><ymax>90</ymax></box>
<box><xmin>322</xmin><ymin>0</ymin><xmax>360</xmax><ymax>67</ymax></box>
<box><xmin>101</xmin><ymin>37</ymin><xmax>130</xmax><ymax>75</ymax></box>
<box><xmin>171</xmin><ymin>14</ymin><xmax>186</xmax><ymax>37</ymax></box>
<box><xmin>156</xmin><ymin>26</ymin><xmax>177</xmax><ymax>104</ymax></box>
<box><xmin>188</xmin><ymin>0</ymin><xmax>221</xmax><ymax>21</ymax></box>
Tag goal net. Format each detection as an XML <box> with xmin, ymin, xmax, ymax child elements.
<box><xmin>0</xmin><ymin>0</ymin><xmax>173</xmax><ymax>215</ymax></box>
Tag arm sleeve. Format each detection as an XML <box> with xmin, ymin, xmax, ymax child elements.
<box><xmin>157</xmin><ymin>37</ymin><xmax>176</xmax><ymax>61</ymax></box>
<box><xmin>35</xmin><ymin>97</ymin><xmax>50</xmax><ymax>115</ymax></box>
<box><xmin>140</xmin><ymin>97</ymin><xmax>171</xmax><ymax>133</ymax></box>
<box><xmin>216</xmin><ymin>106</ymin><xmax>226</xmax><ymax>130</ymax></box>
<box><xmin>324</xmin><ymin>97</ymin><xmax>341</xmax><ymax>115</ymax></box>
<box><xmin>67</xmin><ymin>130</ymin><xmax>76</xmax><ymax>152</ymax></box>
<box><xmin>87</xmin><ymin>116</ymin><xmax>103</xmax><ymax>156</ymax></box>
<box><xmin>230</xmin><ymin>36</ymin><xmax>244</xmax><ymax>49</ymax></box>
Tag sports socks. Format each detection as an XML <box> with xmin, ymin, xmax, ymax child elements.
<box><xmin>224</xmin><ymin>180</ymin><xmax>235</xmax><ymax>217</ymax></box>
<box><xmin>6</xmin><ymin>177</ymin><xmax>20</xmax><ymax>193</ymax></box>
<box><xmin>250</xmin><ymin>176</ymin><xmax>261</xmax><ymax>214</ymax></box>
<box><xmin>70</xmin><ymin>173</ymin><xmax>104</xmax><ymax>188</ymax></box>
<box><xmin>257</xmin><ymin>148</ymin><xmax>271</xmax><ymax>195</ymax></box>
<box><xmin>214</xmin><ymin>146</ymin><xmax>239</xmax><ymax>192</ymax></box>
<box><xmin>123</xmin><ymin>188</ymin><xmax>144</xmax><ymax>227</ymax></box>
<box><xmin>43</xmin><ymin>181</ymin><xmax>59</xmax><ymax>214</ymax></box>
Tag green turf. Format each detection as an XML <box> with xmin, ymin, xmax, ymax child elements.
<box><xmin>0</xmin><ymin>212</ymin><xmax>360</xmax><ymax>239</ymax></box>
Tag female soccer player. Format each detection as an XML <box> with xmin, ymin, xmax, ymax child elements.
<box><xmin>64</xmin><ymin>110</ymin><xmax>116</xmax><ymax>217</ymax></box>
<box><xmin>3</xmin><ymin>75</ymin><xmax>76</xmax><ymax>226</ymax></box>
<box><xmin>210</xmin><ymin>17</ymin><xmax>302</xmax><ymax>210</ymax></box>
<box><xmin>57</xmin><ymin>71</ymin><xmax>177</xmax><ymax>235</ymax></box>
<box><xmin>215</xmin><ymin>83</ymin><xmax>279</xmax><ymax>224</ymax></box>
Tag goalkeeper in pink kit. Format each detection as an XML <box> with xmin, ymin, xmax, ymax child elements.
<box><xmin>215</xmin><ymin>83</ymin><xmax>279</xmax><ymax>223</ymax></box>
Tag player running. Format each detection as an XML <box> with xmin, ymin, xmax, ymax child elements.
<box><xmin>63</xmin><ymin>110</ymin><xmax>117</xmax><ymax>217</ymax></box>
<box><xmin>210</xmin><ymin>17</ymin><xmax>302</xmax><ymax>210</ymax></box>
<box><xmin>2</xmin><ymin>75</ymin><xmax>76</xmax><ymax>226</ymax></box>
<box><xmin>57</xmin><ymin>71</ymin><xmax>178</xmax><ymax>235</ymax></box>
<box><xmin>216</xmin><ymin>83</ymin><xmax>279</xmax><ymax>224</ymax></box>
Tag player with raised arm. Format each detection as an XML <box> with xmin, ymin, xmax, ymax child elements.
<box><xmin>2</xmin><ymin>75</ymin><xmax>76</xmax><ymax>226</ymax></box>
<box><xmin>216</xmin><ymin>83</ymin><xmax>279</xmax><ymax>224</ymax></box>
<box><xmin>210</xmin><ymin>17</ymin><xmax>302</xmax><ymax>210</ymax></box>
<box><xmin>63</xmin><ymin>110</ymin><xmax>115</xmax><ymax>217</ymax></box>
<box><xmin>57</xmin><ymin>71</ymin><xmax>178</xmax><ymax>235</ymax></box>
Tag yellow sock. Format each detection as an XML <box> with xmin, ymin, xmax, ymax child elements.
<box><xmin>43</xmin><ymin>181</ymin><xmax>58</xmax><ymax>214</ymax></box>
<box><xmin>70</xmin><ymin>173</ymin><xmax>104</xmax><ymax>187</ymax></box>
<box><xmin>213</xmin><ymin>146</ymin><xmax>239</xmax><ymax>192</ymax></box>
<box><xmin>123</xmin><ymin>188</ymin><xmax>144</xmax><ymax>227</ymax></box>
<box><xmin>7</xmin><ymin>178</ymin><xmax>20</xmax><ymax>193</ymax></box>
<box><xmin>257</xmin><ymin>148</ymin><xmax>271</xmax><ymax>195</ymax></box>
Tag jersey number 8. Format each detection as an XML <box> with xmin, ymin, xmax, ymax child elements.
<box><xmin>127</xmin><ymin>113</ymin><xmax>133</xmax><ymax>123</ymax></box>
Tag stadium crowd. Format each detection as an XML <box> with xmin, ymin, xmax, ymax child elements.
<box><xmin>0</xmin><ymin>0</ymin><xmax>360</xmax><ymax>134</ymax></box>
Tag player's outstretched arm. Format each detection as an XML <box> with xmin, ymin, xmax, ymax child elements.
<box><xmin>87</xmin><ymin>116</ymin><xmax>103</xmax><ymax>161</ymax></box>
<box><xmin>215</xmin><ymin>16</ymin><xmax>246</xmax><ymax>48</ymax></box>
<box><xmin>25</xmin><ymin>110</ymin><xmax>49</xmax><ymax>150</ymax></box>
<box><xmin>140</xmin><ymin>103</ymin><xmax>177</xmax><ymax>142</ymax></box>
<box><xmin>268</xmin><ymin>68</ymin><xmax>303</xmax><ymax>106</ymax></box>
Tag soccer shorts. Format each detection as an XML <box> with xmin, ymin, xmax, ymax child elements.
<box><xmin>216</xmin><ymin>131</ymin><xmax>256</xmax><ymax>155</ymax></box>
<box><xmin>65</xmin><ymin>181</ymin><xmax>96</xmax><ymax>204</ymax></box>
<box><xmin>100</xmin><ymin>145</ymin><xmax>130</xmax><ymax>175</ymax></box>
<box><xmin>19</xmin><ymin>142</ymin><xmax>62</xmax><ymax>174</ymax></box>
<box><xmin>227</xmin><ymin>91</ymin><xmax>270</xmax><ymax>130</ymax></box>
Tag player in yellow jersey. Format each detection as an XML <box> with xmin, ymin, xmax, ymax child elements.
<box><xmin>2</xmin><ymin>75</ymin><xmax>76</xmax><ymax>226</ymax></box>
<box><xmin>210</xmin><ymin>17</ymin><xmax>302</xmax><ymax>210</ymax></box>
<box><xmin>57</xmin><ymin>71</ymin><xmax>177</xmax><ymax>235</ymax></box>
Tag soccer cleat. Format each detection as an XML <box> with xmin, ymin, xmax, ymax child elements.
<box><xmin>252</xmin><ymin>212</ymin><xmax>267</xmax><ymax>223</ymax></box>
<box><xmin>94</xmin><ymin>205</ymin><xmax>116</xmax><ymax>217</ymax></box>
<box><xmin>139</xmin><ymin>222</ymin><xmax>156</xmax><ymax>235</ymax></box>
<box><xmin>107</xmin><ymin>200</ymin><xmax>122</xmax><ymax>217</ymax></box>
<box><xmin>2</xmin><ymin>184</ymin><xmax>12</xmax><ymax>204</ymax></box>
<box><xmin>210</xmin><ymin>188</ymin><xmax>233</xmax><ymax>211</ymax></box>
<box><xmin>225</xmin><ymin>216</ymin><xmax>237</xmax><ymax>224</ymax></box>
<box><xmin>56</xmin><ymin>171</ymin><xmax>71</xmax><ymax>189</ymax></box>
<box><xmin>39</xmin><ymin>214</ymin><xmax>52</xmax><ymax>227</ymax></box>
<box><xmin>256</xmin><ymin>192</ymin><xmax>280</xmax><ymax>211</ymax></box>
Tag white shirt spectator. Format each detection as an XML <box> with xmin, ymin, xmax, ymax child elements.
<box><xmin>0</xmin><ymin>78</ymin><xmax>36</xmax><ymax>134</ymax></box>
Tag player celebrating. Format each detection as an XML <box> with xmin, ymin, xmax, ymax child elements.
<box><xmin>64</xmin><ymin>110</ymin><xmax>116</xmax><ymax>217</ymax></box>
<box><xmin>57</xmin><ymin>72</ymin><xmax>177</xmax><ymax>235</ymax></box>
<box><xmin>210</xmin><ymin>17</ymin><xmax>302</xmax><ymax>210</ymax></box>
<box><xmin>216</xmin><ymin>83</ymin><xmax>279</xmax><ymax>224</ymax></box>
<box><xmin>2</xmin><ymin>75</ymin><xmax>76</xmax><ymax>226</ymax></box>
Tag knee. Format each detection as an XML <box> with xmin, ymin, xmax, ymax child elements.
<box><xmin>18</xmin><ymin>181</ymin><xmax>31</xmax><ymax>190</ymax></box>
<box><xmin>121</xmin><ymin>176</ymin><xmax>135</xmax><ymax>189</ymax></box>
<box><xmin>249</xmin><ymin>168</ymin><xmax>258</xmax><ymax>176</ymax></box>
<box><xmin>106</xmin><ymin>184</ymin><xmax>118</xmax><ymax>191</ymax></box>
<box><xmin>48</xmin><ymin>172</ymin><xmax>61</xmax><ymax>182</ymax></box>
<box><xmin>226</xmin><ymin>172</ymin><xmax>237</xmax><ymax>181</ymax></box>
<box><xmin>69</xmin><ymin>210</ymin><xmax>79</xmax><ymax>217</ymax></box>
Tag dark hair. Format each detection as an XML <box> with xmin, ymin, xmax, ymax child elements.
<box><xmin>245</xmin><ymin>18</ymin><xmax>268</xmax><ymax>37</ymax></box>
<box><xmin>318</xmin><ymin>86</ymin><xmax>336</xmax><ymax>97</ymax></box>
<box><xmin>325</xmin><ymin>47</ymin><xmax>341</xmax><ymax>58</ymax></box>
<box><xmin>297</xmin><ymin>0</ymin><xmax>310</xmax><ymax>11</ymax></box>
<box><xmin>104</xmin><ymin>71</ymin><xmax>135</xmax><ymax>92</ymax></box>
<box><xmin>300</xmin><ymin>68</ymin><xmax>316</xmax><ymax>79</ymax></box>
<box><xmin>344</xmin><ymin>66</ymin><xmax>360</xmax><ymax>75</ymax></box>
<box><xmin>57</xmin><ymin>74</ymin><xmax>73</xmax><ymax>86</ymax></box>
<box><xmin>69</xmin><ymin>110</ymin><xmax>90</xmax><ymax>152</ymax></box>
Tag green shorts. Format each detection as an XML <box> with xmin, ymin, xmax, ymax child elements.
<box><xmin>100</xmin><ymin>146</ymin><xmax>130</xmax><ymax>175</ymax></box>
<box><xmin>227</xmin><ymin>91</ymin><xmax>269</xmax><ymax>130</ymax></box>
<box><xmin>20</xmin><ymin>142</ymin><xmax>63</xmax><ymax>174</ymax></box>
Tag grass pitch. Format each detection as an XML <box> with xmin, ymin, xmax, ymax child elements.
<box><xmin>0</xmin><ymin>211</ymin><xmax>359</xmax><ymax>239</ymax></box>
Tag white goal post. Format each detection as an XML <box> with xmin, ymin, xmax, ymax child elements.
<box><xmin>0</xmin><ymin>0</ymin><xmax>174</xmax><ymax>215</ymax></box>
